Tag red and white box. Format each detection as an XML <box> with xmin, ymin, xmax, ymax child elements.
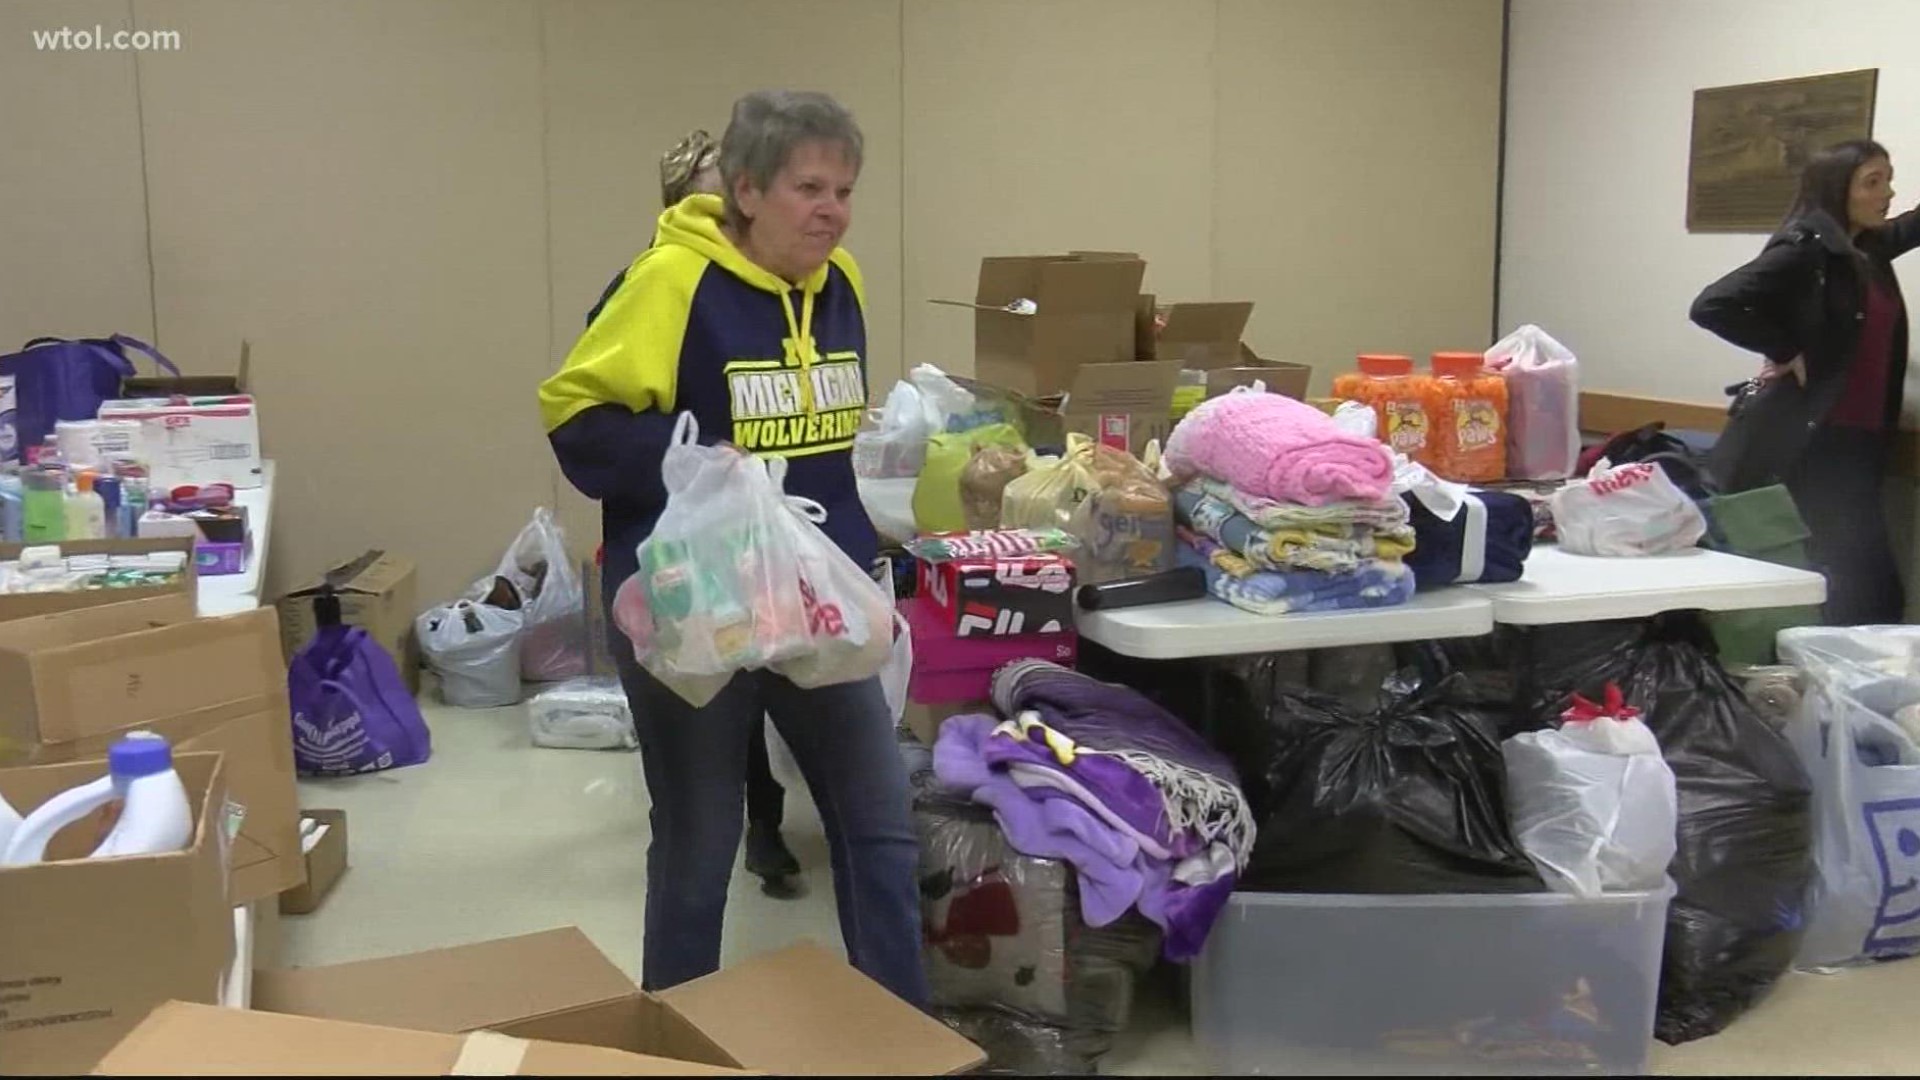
<box><xmin>98</xmin><ymin>395</ymin><xmax>262</xmax><ymax>490</ymax></box>
<box><xmin>916</xmin><ymin>551</ymin><xmax>1075</xmax><ymax>639</ymax></box>
<box><xmin>901</xmin><ymin>596</ymin><xmax>1077</xmax><ymax>704</ymax></box>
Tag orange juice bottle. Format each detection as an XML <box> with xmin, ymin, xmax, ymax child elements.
<box><xmin>1428</xmin><ymin>351</ymin><xmax>1509</xmax><ymax>482</ymax></box>
<box><xmin>1333</xmin><ymin>354</ymin><xmax>1431</xmax><ymax>461</ymax></box>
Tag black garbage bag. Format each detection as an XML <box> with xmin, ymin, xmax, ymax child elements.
<box><xmin>1513</xmin><ymin>613</ymin><xmax>1814</xmax><ymax>1044</ymax></box>
<box><xmin>1240</xmin><ymin>672</ymin><xmax>1544</xmax><ymax>894</ymax></box>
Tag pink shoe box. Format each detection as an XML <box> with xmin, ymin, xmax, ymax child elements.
<box><xmin>915</xmin><ymin>551</ymin><xmax>1075</xmax><ymax>638</ymax></box>
<box><xmin>902</xmin><ymin>596</ymin><xmax>1076</xmax><ymax>704</ymax></box>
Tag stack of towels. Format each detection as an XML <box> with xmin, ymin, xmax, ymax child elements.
<box><xmin>934</xmin><ymin>660</ymin><xmax>1256</xmax><ymax>962</ymax></box>
<box><xmin>1163</xmin><ymin>389</ymin><xmax>1416</xmax><ymax>615</ymax></box>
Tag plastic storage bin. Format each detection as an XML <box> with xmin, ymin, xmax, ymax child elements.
<box><xmin>1192</xmin><ymin>885</ymin><xmax>1672</xmax><ymax>1076</ymax></box>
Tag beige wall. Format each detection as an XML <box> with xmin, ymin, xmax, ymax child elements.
<box><xmin>0</xmin><ymin>0</ymin><xmax>1502</xmax><ymax>605</ymax></box>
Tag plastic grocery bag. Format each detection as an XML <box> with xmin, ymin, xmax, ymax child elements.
<box><xmin>909</xmin><ymin>363</ymin><xmax>980</xmax><ymax>433</ymax></box>
<box><xmin>853</xmin><ymin>380</ymin><xmax>936</xmax><ymax>480</ymax></box>
<box><xmin>1484</xmin><ymin>324</ymin><xmax>1580</xmax><ymax>481</ymax></box>
<box><xmin>483</xmin><ymin>508</ymin><xmax>587</xmax><ymax>682</ymax></box>
<box><xmin>1063</xmin><ymin>442</ymin><xmax>1174</xmax><ymax>585</ymax></box>
<box><xmin>880</xmin><ymin>610</ymin><xmax>912</xmax><ymax>722</ymax></box>
<box><xmin>914</xmin><ymin>423</ymin><xmax>1027</xmax><ymax>534</ymax></box>
<box><xmin>417</xmin><ymin>599</ymin><xmax>525</xmax><ymax>708</ymax></box>
<box><xmin>1239</xmin><ymin>671</ymin><xmax>1545</xmax><ymax>894</ymax></box>
<box><xmin>959</xmin><ymin>443</ymin><xmax>1030</xmax><ymax>530</ymax></box>
<box><xmin>614</xmin><ymin>414</ymin><xmax>809</xmax><ymax>707</ymax></box>
<box><xmin>1778</xmin><ymin>625</ymin><xmax>1920</xmax><ymax>969</ymax></box>
<box><xmin>1551</xmin><ymin>458</ymin><xmax>1707</xmax><ymax>557</ymax></box>
<box><xmin>1503</xmin><ymin>684</ymin><xmax>1678</xmax><ymax>898</ymax></box>
<box><xmin>768</xmin><ymin>460</ymin><xmax>895</xmax><ymax>691</ymax></box>
<box><xmin>1000</xmin><ymin>436</ymin><xmax>1098</xmax><ymax>532</ymax></box>
<box><xmin>527</xmin><ymin>676</ymin><xmax>636</xmax><ymax>750</ymax></box>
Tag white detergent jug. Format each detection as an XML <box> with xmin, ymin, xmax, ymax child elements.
<box><xmin>0</xmin><ymin>732</ymin><xmax>193</xmax><ymax>866</ymax></box>
<box><xmin>0</xmin><ymin>791</ymin><xmax>19</xmax><ymax>857</ymax></box>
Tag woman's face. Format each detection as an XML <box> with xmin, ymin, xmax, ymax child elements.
<box><xmin>1849</xmin><ymin>155</ymin><xmax>1895</xmax><ymax>231</ymax></box>
<box><xmin>733</xmin><ymin>139</ymin><xmax>856</xmax><ymax>281</ymax></box>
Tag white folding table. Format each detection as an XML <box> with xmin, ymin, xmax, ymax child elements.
<box><xmin>1075</xmin><ymin>587</ymin><xmax>1494</xmax><ymax>660</ymax></box>
<box><xmin>196</xmin><ymin>460</ymin><xmax>277</xmax><ymax>618</ymax></box>
<box><xmin>1466</xmin><ymin>544</ymin><xmax>1827</xmax><ymax>625</ymax></box>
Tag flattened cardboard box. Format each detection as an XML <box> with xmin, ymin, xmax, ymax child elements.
<box><xmin>276</xmin><ymin>549</ymin><xmax>420</xmax><ymax>694</ymax></box>
<box><xmin>0</xmin><ymin>752</ymin><xmax>232</xmax><ymax>1076</ymax></box>
<box><xmin>0</xmin><ymin>536</ymin><xmax>198</xmax><ymax>623</ymax></box>
<box><xmin>215</xmin><ymin>927</ymin><xmax>982</xmax><ymax>1075</ymax></box>
<box><xmin>0</xmin><ymin>595</ymin><xmax>303</xmax><ymax>904</ymax></box>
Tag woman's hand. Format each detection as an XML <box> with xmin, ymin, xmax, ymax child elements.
<box><xmin>1760</xmin><ymin>355</ymin><xmax>1808</xmax><ymax>387</ymax></box>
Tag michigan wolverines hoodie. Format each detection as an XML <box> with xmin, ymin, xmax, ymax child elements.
<box><xmin>540</xmin><ymin>194</ymin><xmax>877</xmax><ymax>602</ymax></box>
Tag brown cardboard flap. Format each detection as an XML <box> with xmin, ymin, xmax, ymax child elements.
<box><xmin>1064</xmin><ymin>360</ymin><xmax>1183</xmax><ymax>414</ymax></box>
<box><xmin>122</xmin><ymin>340</ymin><xmax>251</xmax><ymax>397</ymax></box>
<box><xmin>0</xmin><ymin>537</ymin><xmax>198</xmax><ymax>623</ymax></box>
<box><xmin>254</xmin><ymin>927</ymin><xmax>639</xmax><ymax>1036</ymax></box>
<box><xmin>1156</xmin><ymin>301</ymin><xmax>1254</xmax><ymax>368</ymax></box>
<box><xmin>1032</xmin><ymin>257</ymin><xmax>1146</xmax><ymax>312</ymax></box>
<box><xmin>93</xmin><ymin>1002</ymin><xmax>747</xmax><ymax>1076</ymax></box>
<box><xmin>0</xmin><ymin>593</ymin><xmax>196</xmax><ymax>651</ymax></box>
<box><xmin>283</xmin><ymin>549</ymin><xmax>415</xmax><ymax>599</ymax></box>
<box><xmin>656</xmin><ymin>942</ymin><xmax>986</xmax><ymax>1075</ymax></box>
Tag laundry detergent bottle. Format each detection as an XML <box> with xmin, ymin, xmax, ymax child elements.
<box><xmin>0</xmin><ymin>790</ymin><xmax>19</xmax><ymax>857</ymax></box>
<box><xmin>0</xmin><ymin>732</ymin><xmax>193</xmax><ymax>866</ymax></box>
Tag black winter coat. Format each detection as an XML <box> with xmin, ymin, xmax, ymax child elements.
<box><xmin>1689</xmin><ymin>208</ymin><xmax>1920</xmax><ymax>489</ymax></box>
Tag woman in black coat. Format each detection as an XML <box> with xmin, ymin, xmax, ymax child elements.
<box><xmin>1691</xmin><ymin>139</ymin><xmax>1919</xmax><ymax>625</ymax></box>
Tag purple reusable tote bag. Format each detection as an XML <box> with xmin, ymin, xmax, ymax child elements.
<box><xmin>288</xmin><ymin>587</ymin><xmax>431</xmax><ymax>776</ymax></box>
<box><xmin>0</xmin><ymin>334</ymin><xmax>179</xmax><ymax>462</ymax></box>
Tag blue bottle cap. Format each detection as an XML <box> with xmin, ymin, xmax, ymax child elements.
<box><xmin>108</xmin><ymin>731</ymin><xmax>173</xmax><ymax>778</ymax></box>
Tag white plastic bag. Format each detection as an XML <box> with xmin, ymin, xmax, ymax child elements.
<box><xmin>1779</xmin><ymin>625</ymin><xmax>1920</xmax><ymax>968</ymax></box>
<box><xmin>767</xmin><ymin>459</ymin><xmax>895</xmax><ymax>690</ymax></box>
<box><xmin>1503</xmin><ymin>687</ymin><xmax>1678</xmax><ymax>897</ymax></box>
<box><xmin>1330</xmin><ymin>400</ymin><xmax>1380</xmax><ymax>441</ymax></box>
<box><xmin>1485</xmin><ymin>324</ymin><xmax>1580</xmax><ymax>481</ymax></box>
<box><xmin>880</xmin><ymin>611</ymin><xmax>912</xmax><ymax>722</ymax></box>
<box><xmin>908</xmin><ymin>363</ymin><xmax>977</xmax><ymax>433</ymax></box>
<box><xmin>1550</xmin><ymin>458</ymin><xmax>1706</xmax><ymax>556</ymax></box>
<box><xmin>417</xmin><ymin>599</ymin><xmax>525</xmax><ymax>708</ymax></box>
<box><xmin>613</xmin><ymin>414</ymin><xmax>809</xmax><ymax>707</ymax></box>
<box><xmin>853</xmin><ymin>381</ymin><xmax>935</xmax><ymax>479</ymax></box>
<box><xmin>527</xmin><ymin>676</ymin><xmax>636</xmax><ymax>751</ymax></box>
<box><xmin>483</xmin><ymin>508</ymin><xmax>587</xmax><ymax>682</ymax></box>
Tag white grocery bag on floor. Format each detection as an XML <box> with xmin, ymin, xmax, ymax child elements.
<box><xmin>527</xmin><ymin>676</ymin><xmax>636</xmax><ymax>750</ymax></box>
<box><xmin>485</xmin><ymin>508</ymin><xmax>588</xmax><ymax>682</ymax></box>
<box><xmin>1550</xmin><ymin>458</ymin><xmax>1707</xmax><ymax>556</ymax></box>
<box><xmin>1484</xmin><ymin>324</ymin><xmax>1580</xmax><ymax>481</ymax></box>
<box><xmin>417</xmin><ymin>600</ymin><xmax>525</xmax><ymax>708</ymax></box>
<box><xmin>1779</xmin><ymin>625</ymin><xmax>1920</xmax><ymax>968</ymax></box>
<box><xmin>1503</xmin><ymin>687</ymin><xmax>1678</xmax><ymax>897</ymax></box>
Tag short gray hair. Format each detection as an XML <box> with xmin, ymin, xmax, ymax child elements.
<box><xmin>718</xmin><ymin>90</ymin><xmax>864</xmax><ymax>230</ymax></box>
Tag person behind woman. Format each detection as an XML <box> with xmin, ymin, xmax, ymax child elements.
<box><xmin>584</xmin><ymin>127</ymin><xmax>805</xmax><ymax>898</ymax></box>
<box><xmin>539</xmin><ymin>90</ymin><xmax>927</xmax><ymax>1004</ymax></box>
<box><xmin>1691</xmin><ymin>139</ymin><xmax>1919</xmax><ymax>625</ymax></box>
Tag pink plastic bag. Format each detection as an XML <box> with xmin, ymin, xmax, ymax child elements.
<box><xmin>1485</xmin><ymin>324</ymin><xmax>1579</xmax><ymax>481</ymax></box>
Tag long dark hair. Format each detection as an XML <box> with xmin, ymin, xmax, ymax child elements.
<box><xmin>1783</xmin><ymin>138</ymin><xmax>1890</xmax><ymax>230</ymax></box>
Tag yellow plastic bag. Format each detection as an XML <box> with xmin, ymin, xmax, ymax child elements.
<box><xmin>912</xmin><ymin>423</ymin><xmax>1026</xmax><ymax>534</ymax></box>
<box><xmin>1067</xmin><ymin>446</ymin><xmax>1175</xmax><ymax>584</ymax></box>
<box><xmin>1000</xmin><ymin>436</ymin><xmax>1098</xmax><ymax>532</ymax></box>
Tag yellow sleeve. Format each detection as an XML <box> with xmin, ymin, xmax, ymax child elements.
<box><xmin>538</xmin><ymin>246</ymin><xmax>706</xmax><ymax>432</ymax></box>
<box><xmin>829</xmin><ymin>247</ymin><xmax>867</xmax><ymax>315</ymax></box>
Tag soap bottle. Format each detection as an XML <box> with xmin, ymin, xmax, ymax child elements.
<box><xmin>21</xmin><ymin>466</ymin><xmax>66</xmax><ymax>543</ymax></box>
<box><xmin>0</xmin><ymin>467</ymin><xmax>22</xmax><ymax>543</ymax></box>
<box><xmin>65</xmin><ymin>472</ymin><xmax>107</xmax><ymax>541</ymax></box>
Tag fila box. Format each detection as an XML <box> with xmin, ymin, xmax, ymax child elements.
<box><xmin>917</xmin><ymin>553</ymin><xmax>1075</xmax><ymax>639</ymax></box>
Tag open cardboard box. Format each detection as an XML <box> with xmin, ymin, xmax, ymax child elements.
<box><xmin>276</xmin><ymin>549</ymin><xmax>420</xmax><ymax>693</ymax></box>
<box><xmin>98</xmin><ymin>927</ymin><xmax>985</xmax><ymax>1075</ymax></box>
<box><xmin>930</xmin><ymin>252</ymin><xmax>1146</xmax><ymax>398</ymax></box>
<box><xmin>0</xmin><ymin>593</ymin><xmax>303</xmax><ymax>904</ymax></box>
<box><xmin>0</xmin><ymin>535</ymin><xmax>198</xmax><ymax>623</ymax></box>
<box><xmin>0</xmin><ymin>752</ymin><xmax>233</xmax><ymax>1075</ymax></box>
<box><xmin>121</xmin><ymin>339</ymin><xmax>251</xmax><ymax>398</ymax></box>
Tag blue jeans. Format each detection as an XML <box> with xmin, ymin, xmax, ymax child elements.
<box><xmin>611</xmin><ymin>642</ymin><xmax>929</xmax><ymax>1006</ymax></box>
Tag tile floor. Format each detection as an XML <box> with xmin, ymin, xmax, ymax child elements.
<box><xmin>283</xmin><ymin>697</ymin><xmax>1920</xmax><ymax>1076</ymax></box>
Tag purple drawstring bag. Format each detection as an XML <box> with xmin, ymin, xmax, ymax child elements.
<box><xmin>0</xmin><ymin>334</ymin><xmax>179</xmax><ymax>463</ymax></box>
<box><xmin>288</xmin><ymin>587</ymin><xmax>431</xmax><ymax>776</ymax></box>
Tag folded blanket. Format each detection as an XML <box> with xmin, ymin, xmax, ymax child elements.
<box><xmin>1402</xmin><ymin>488</ymin><xmax>1535</xmax><ymax>587</ymax></box>
<box><xmin>1165</xmin><ymin>389</ymin><xmax>1393</xmax><ymax>506</ymax></box>
<box><xmin>1175</xmin><ymin>485</ymin><xmax>1413</xmax><ymax>574</ymax></box>
<box><xmin>1178</xmin><ymin>537</ymin><xmax>1416</xmax><ymax>615</ymax></box>
<box><xmin>1196</xmin><ymin>477</ymin><xmax>1411</xmax><ymax>533</ymax></box>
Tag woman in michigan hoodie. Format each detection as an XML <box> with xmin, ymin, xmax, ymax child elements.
<box><xmin>539</xmin><ymin>91</ymin><xmax>926</xmax><ymax>1005</ymax></box>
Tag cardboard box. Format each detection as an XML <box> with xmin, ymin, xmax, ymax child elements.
<box><xmin>0</xmin><ymin>752</ymin><xmax>233</xmax><ymax>1075</ymax></box>
<box><xmin>0</xmin><ymin>536</ymin><xmax>198</xmax><ymax>623</ymax></box>
<box><xmin>104</xmin><ymin>927</ymin><xmax>986</xmax><ymax>1075</ymax></box>
<box><xmin>279</xmin><ymin>808</ymin><xmax>348</xmax><ymax>916</ymax></box>
<box><xmin>1201</xmin><ymin>343</ymin><xmax>1313</xmax><ymax>401</ymax></box>
<box><xmin>120</xmin><ymin>339</ymin><xmax>251</xmax><ymax>398</ymax></box>
<box><xmin>1149</xmin><ymin>300</ymin><xmax>1255</xmax><ymax>369</ymax></box>
<box><xmin>917</xmin><ymin>553</ymin><xmax>1074</xmax><ymax>638</ymax></box>
<box><xmin>903</xmin><ymin>700</ymin><xmax>986</xmax><ymax>747</ymax></box>
<box><xmin>276</xmin><ymin>550</ymin><xmax>420</xmax><ymax>695</ymax></box>
<box><xmin>97</xmin><ymin>395</ymin><xmax>262</xmax><ymax>491</ymax></box>
<box><xmin>0</xmin><ymin>596</ymin><xmax>304</xmax><ymax>905</ymax></box>
<box><xmin>932</xmin><ymin>253</ymin><xmax>1147</xmax><ymax>398</ymax></box>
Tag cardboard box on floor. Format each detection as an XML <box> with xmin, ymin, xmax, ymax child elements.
<box><xmin>278</xmin><ymin>808</ymin><xmax>348</xmax><ymax>916</ymax></box>
<box><xmin>0</xmin><ymin>752</ymin><xmax>233</xmax><ymax>1075</ymax></box>
<box><xmin>0</xmin><ymin>536</ymin><xmax>198</xmax><ymax>623</ymax></box>
<box><xmin>100</xmin><ymin>927</ymin><xmax>985</xmax><ymax>1075</ymax></box>
<box><xmin>0</xmin><ymin>594</ymin><xmax>303</xmax><ymax>904</ymax></box>
<box><xmin>276</xmin><ymin>550</ymin><xmax>420</xmax><ymax>694</ymax></box>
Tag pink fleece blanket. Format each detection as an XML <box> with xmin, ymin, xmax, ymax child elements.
<box><xmin>1164</xmin><ymin>389</ymin><xmax>1393</xmax><ymax>506</ymax></box>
